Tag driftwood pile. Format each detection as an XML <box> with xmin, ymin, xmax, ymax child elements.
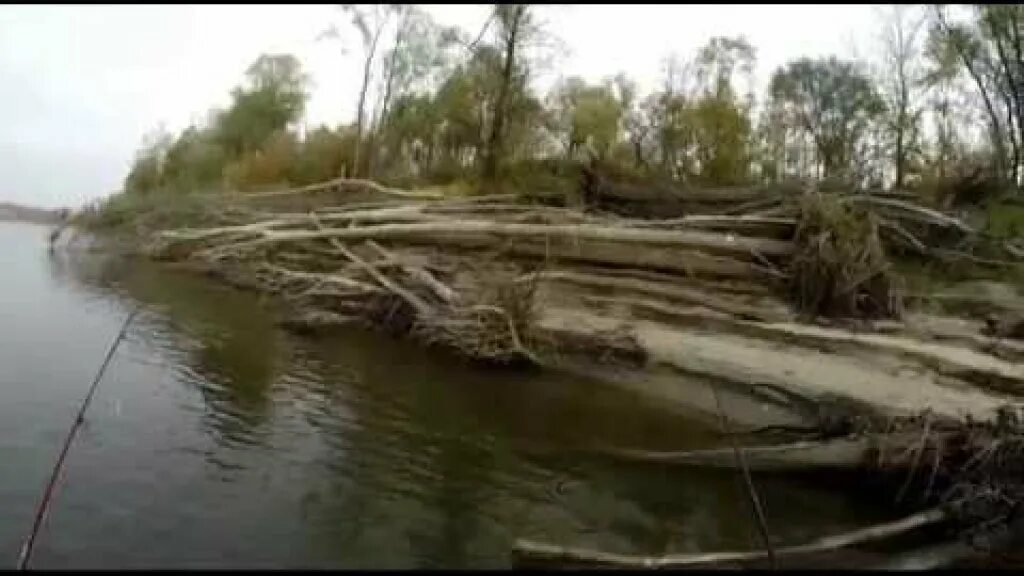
<box><xmin>138</xmin><ymin>177</ymin><xmax>1024</xmax><ymax>567</ymax></box>
<box><xmin>148</xmin><ymin>180</ymin><xmax>798</xmax><ymax>363</ymax></box>
<box><xmin>148</xmin><ymin>178</ymin><xmax>1019</xmax><ymax>362</ymax></box>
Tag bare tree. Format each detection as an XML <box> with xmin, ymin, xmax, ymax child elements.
<box><xmin>878</xmin><ymin>5</ymin><xmax>926</xmax><ymax>189</ymax></box>
<box><xmin>931</xmin><ymin>5</ymin><xmax>1018</xmax><ymax>185</ymax></box>
<box><xmin>482</xmin><ymin>4</ymin><xmax>529</xmax><ymax>182</ymax></box>
<box><xmin>321</xmin><ymin>5</ymin><xmax>392</xmax><ymax>177</ymax></box>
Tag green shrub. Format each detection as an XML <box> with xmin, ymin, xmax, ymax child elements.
<box><xmin>987</xmin><ymin>202</ymin><xmax>1024</xmax><ymax>239</ymax></box>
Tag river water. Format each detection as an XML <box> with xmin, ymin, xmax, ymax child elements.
<box><xmin>0</xmin><ymin>221</ymin><xmax>897</xmax><ymax>568</ymax></box>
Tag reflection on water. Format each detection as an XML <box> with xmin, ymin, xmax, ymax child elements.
<box><xmin>0</xmin><ymin>222</ymin><xmax>898</xmax><ymax>568</ymax></box>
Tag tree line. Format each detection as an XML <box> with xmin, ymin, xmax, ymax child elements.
<box><xmin>123</xmin><ymin>4</ymin><xmax>1024</xmax><ymax>201</ymax></box>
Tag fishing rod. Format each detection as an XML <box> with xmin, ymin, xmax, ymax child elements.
<box><xmin>16</xmin><ymin>305</ymin><xmax>142</xmax><ymax>570</ymax></box>
<box><xmin>709</xmin><ymin>382</ymin><xmax>777</xmax><ymax>569</ymax></box>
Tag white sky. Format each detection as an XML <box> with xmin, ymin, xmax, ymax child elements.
<box><xmin>0</xmin><ymin>4</ymin><xmax>884</xmax><ymax>209</ymax></box>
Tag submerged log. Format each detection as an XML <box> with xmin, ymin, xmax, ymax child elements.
<box><xmin>585</xmin><ymin>436</ymin><xmax>875</xmax><ymax>471</ymax></box>
<box><xmin>513</xmin><ymin>507</ymin><xmax>949</xmax><ymax>569</ymax></box>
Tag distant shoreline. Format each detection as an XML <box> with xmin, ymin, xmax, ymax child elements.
<box><xmin>0</xmin><ymin>202</ymin><xmax>67</xmax><ymax>225</ymax></box>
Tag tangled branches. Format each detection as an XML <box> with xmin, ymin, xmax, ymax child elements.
<box><xmin>790</xmin><ymin>191</ymin><xmax>904</xmax><ymax>319</ymax></box>
<box><xmin>413</xmin><ymin>268</ymin><xmax>543</xmax><ymax>366</ymax></box>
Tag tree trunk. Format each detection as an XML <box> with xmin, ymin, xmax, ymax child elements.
<box><xmin>895</xmin><ymin>97</ymin><xmax>906</xmax><ymax>189</ymax></box>
<box><xmin>632</xmin><ymin>138</ymin><xmax>645</xmax><ymax>169</ymax></box>
<box><xmin>937</xmin><ymin>7</ymin><xmax>1009</xmax><ymax>182</ymax></box>
<box><xmin>989</xmin><ymin>15</ymin><xmax>1022</xmax><ymax>185</ymax></box>
<box><xmin>353</xmin><ymin>22</ymin><xmax>385</xmax><ymax>179</ymax></box>
<box><xmin>369</xmin><ymin>11</ymin><xmax>409</xmax><ymax>178</ymax></box>
<box><xmin>483</xmin><ymin>5</ymin><xmax>523</xmax><ymax>183</ymax></box>
<box><xmin>1009</xmin><ymin>9</ymin><xmax>1024</xmax><ymax>188</ymax></box>
<box><xmin>894</xmin><ymin>18</ymin><xmax>908</xmax><ymax>190</ymax></box>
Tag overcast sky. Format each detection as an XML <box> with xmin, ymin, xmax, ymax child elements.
<box><xmin>0</xmin><ymin>4</ymin><xmax>883</xmax><ymax>209</ymax></box>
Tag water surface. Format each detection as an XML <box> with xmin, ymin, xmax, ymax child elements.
<box><xmin>0</xmin><ymin>221</ymin><xmax>894</xmax><ymax>568</ymax></box>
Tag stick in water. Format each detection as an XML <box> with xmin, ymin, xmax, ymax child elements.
<box><xmin>709</xmin><ymin>381</ymin><xmax>777</xmax><ymax>568</ymax></box>
<box><xmin>16</xmin><ymin>305</ymin><xmax>141</xmax><ymax>570</ymax></box>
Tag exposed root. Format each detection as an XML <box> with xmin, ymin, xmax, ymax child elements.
<box><xmin>790</xmin><ymin>191</ymin><xmax>903</xmax><ymax>319</ymax></box>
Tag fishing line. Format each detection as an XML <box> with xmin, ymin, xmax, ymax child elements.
<box><xmin>16</xmin><ymin>305</ymin><xmax>141</xmax><ymax>570</ymax></box>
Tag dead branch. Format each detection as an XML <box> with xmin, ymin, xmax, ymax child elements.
<box><xmin>308</xmin><ymin>213</ymin><xmax>434</xmax><ymax>316</ymax></box>
<box><xmin>364</xmin><ymin>240</ymin><xmax>460</xmax><ymax>306</ymax></box>
<box><xmin>844</xmin><ymin>195</ymin><xmax>976</xmax><ymax>235</ymax></box>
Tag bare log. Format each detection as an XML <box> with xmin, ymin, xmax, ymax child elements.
<box><xmin>425</xmin><ymin>193</ymin><xmax>519</xmax><ymax>205</ymax></box>
<box><xmin>565</xmin><ymin>264</ymin><xmax>775</xmax><ymax>296</ymax></box>
<box><xmin>179</xmin><ymin>222</ymin><xmax>782</xmax><ymax>279</ymax></box>
<box><xmin>236</xmin><ymin>177</ymin><xmax>445</xmax><ymax>201</ymax></box>
<box><xmin>586</xmin><ymin>436</ymin><xmax>874</xmax><ymax>471</ymax></box>
<box><xmin>160</xmin><ymin>205</ymin><xmax>439</xmax><ymax>244</ymax></box>
<box><xmin>731</xmin><ymin>320</ymin><xmax>1024</xmax><ymax>396</ymax></box>
<box><xmin>844</xmin><ymin>195</ymin><xmax>976</xmax><ymax>235</ymax></box>
<box><xmin>628</xmin><ymin>214</ymin><xmax>796</xmax><ymax>238</ymax></box>
<box><xmin>512</xmin><ymin>507</ymin><xmax>949</xmax><ymax>569</ymax></box>
<box><xmin>186</xmin><ymin>220</ymin><xmax>791</xmax><ymax>259</ymax></box>
<box><xmin>423</xmin><ymin>203</ymin><xmax>591</xmax><ymax>218</ymax></box>
<box><xmin>279</xmin><ymin>309</ymin><xmax>359</xmax><ymax>334</ymax></box>
<box><xmin>528</xmin><ymin>270</ymin><xmax>788</xmax><ymax>321</ymax></box>
<box><xmin>506</xmin><ymin>240</ymin><xmax>761</xmax><ymax>279</ymax></box>
<box><xmin>257</xmin><ymin>263</ymin><xmax>382</xmax><ymax>294</ymax></box>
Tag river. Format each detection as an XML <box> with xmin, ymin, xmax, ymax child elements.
<box><xmin>0</xmin><ymin>221</ymin><xmax>898</xmax><ymax>568</ymax></box>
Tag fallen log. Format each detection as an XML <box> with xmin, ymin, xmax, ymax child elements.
<box><xmin>844</xmin><ymin>195</ymin><xmax>976</xmax><ymax>235</ymax></box>
<box><xmin>160</xmin><ymin>204</ymin><xmax>440</xmax><ymax>244</ymax></box>
<box><xmin>628</xmin><ymin>214</ymin><xmax>796</xmax><ymax>238</ymax></box>
<box><xmin>566</xmin><ymin>264</ymin><xmax>776</xmax><ymax>296</ymax></box>
<box><xmin>534</xmin><ymin>307</ymin><xmax>1014</xmax><ymax>424</ymax></box>
<box><xmin>506</xmin><ymin>240</ymin><xmax>762</xmax><ymax>279</ymax></box>
<box><xmin>257</xmin><ymin>263</ymin><xmax>382</xmax><ymax>294</ymax></box>
<box><xmin>730</xmin><ymin>321</ymin><xmax>1024</xmax><ymax>397</ymax></box>
<box><xmin>585</xmin><ymin>436</ymin><xmax>875</xmax><ymax>471</ymax></box>
<box><xmin>172</xmin><ymin>223</ymin><xmax>779</xmax><ymax>280</ymax></box>
<box><xmin>512</xmin><ymin>506</ymin><xmax>949</xmax><ymax>569</ymax></box>
<box><xmin>236</xmin><ymin>177</ymin><xmax>445</xmax><ymax>201</ymax></box>
<box><xmin>278</xmin><ymin>309</ymin><xmax>359</xmax><ymax>334</ymax></box>
<box><xmin>178</xmin><ymin>220</ymin><xmax>793</xmax><ymax>260</ymax></box>
<box><xmin>580</xmin><ymin>295</ymin><xmax>1024</xmax><ymax>396</ymax></box>
<box><xmin>529</xmin><ymin>270</ymin><xmax>788</xmax><ymax>322</ymax></box>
